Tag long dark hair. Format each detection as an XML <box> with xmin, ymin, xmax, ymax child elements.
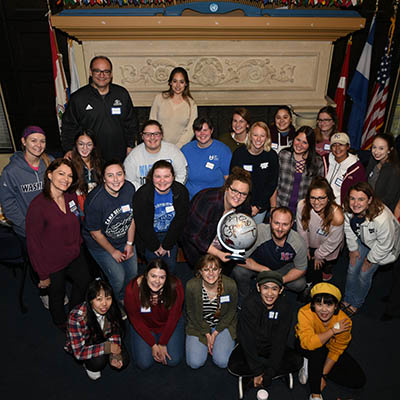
<box><xmin>162</xmin><ymin>67</ymin><xmax>193</xmax><ymax>101</ymax></box>
<box><xmin>283</xmin><ymin>125</ymin><xmax>321</xmax><ymax>177</ymax></box>
<box><xmin>85</xmin><ymin>279</ymin><xmax>124</xmax><ymax>345</ymax></box>
<box><xmin>43</xmin><ymin>158</ymin><xmax>78</xmax><ymax>199</ymax></box>
<box><xmin>71</xmin><ymin>130</ymin><xmax>102</xmax><ymax>195</ymax></box>
<box><xmin>315</xmin><ymin>106</ymin><xmax>338</xmax><ymax>143</ymax></box>
<box><xmin>146</xmin><ymin>159</ymin><xmax>175</xmax><ymax>185</ymax></box>
<box><xmin>343</xmin><ymin>182</ymin><xmax>384</xmax><ymax>221</ymax></box>
<box><xmin>139</xmin><ymin>259</ymin><xmax>177</xmax><ymax>310</ymax></box>
<box><xmin>301</xmin><ymin>177</ymin><xmax>339</xmax><ymax>234</ymax></box>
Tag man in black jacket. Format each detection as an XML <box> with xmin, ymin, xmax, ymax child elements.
<box><xmin>61</xmin><ymin>56</ymin><xmax>139</xmax><ymax>162</ymax></box>
<box><xmin>228</xmin><ymin>270</ymin><xmax>301</xmax><ymax>392</ymax></box>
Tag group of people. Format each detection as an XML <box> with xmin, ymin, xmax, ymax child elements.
<box><xmin>1</xmin><ymin>55</ymin><xmax>400</xmax><ymax>400</ymax></box>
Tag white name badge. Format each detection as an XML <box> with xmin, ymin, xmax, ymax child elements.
<box><xmin>140</xmin><ymin>306</ymin><xmax>151</xmax><ymax>313</ymax></box>
<box><xmin>243</xmin><ymin>165</ymin><xmax>253</xmax><ymax>172</ymax></box>
<box><xmin>69</xmin><ymin>200</ymin><xmax>77</xmax><ymax>213</ymax></box>
<box><xmin>323</xmin><ymin>143</ymin><xmax>331</xmax><ymax>151</ymax></box>
<box><xmin>111</xmin><ymin>107</ymin><xmax>121</xmax><ymax>115</ymax></box>
<box><xmin>271</xmin><ymin>143</ymin><xmax>278</xmax><ymax>149</ymax></box>
<box><xmin>205</xmin><ymin>162</ymin><xmax>214</xmax><ymax>170</ymax></box>
<box><xmin>260</xmin><ymin>162</ymin><xmax>269</xmax><ymax>169</ymax></box>
<box><xmin>335</xmin><ymin>177</ymin><xmax>343</xmax><ymax>187</ymax></box>
<box><xmin>316</xmin><ymin>228</ymin><xmax>327</xmax><ymax>236</ymax></box>
<box><xmin>165</xmin><ymin>205</ymin><xmax>175</xmax><ymax>213</ymax></box>
<box><xmin>220</xmin><ymin>295</ymin><xmax>230</xmax><ymax>303</ymax></box>
<box><xmin>121</xmin><ymin>204</ymin><xmax>131</xmax><ymax>213</ymax></box>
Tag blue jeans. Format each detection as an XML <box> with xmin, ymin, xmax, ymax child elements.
<box><xmin>88</xmin><ymin>244</ymin><xmax>138</xmax><ymax>302</ymax></box>
<box><xmin>145</xmin><ymin>232</ymin><xmax>178</xmax><ymax>274</ymax></box>
<box><xmin>129</xmin><ymin>316</ymin><xmax>184</xmax><ymax>370</ymax></box>
<box><xmin>186</xmin><ymin>327</ymin><xmax>235</xmax><ymax>369</ymax></box>
<box><xmin>344</xmin><ymin>239</ymin><xmax>379</xmax><ymax>309</ymax></box>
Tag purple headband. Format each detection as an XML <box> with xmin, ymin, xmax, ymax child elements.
<box><xmin>22</xmin><ymin>125</ymin><xmax>46</xmax><ymax>139</ymax></box>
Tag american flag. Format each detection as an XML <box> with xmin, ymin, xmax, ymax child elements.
<box><xmin>361</xmin><ymin>39</ymin><xmax>394</xmax><ymax>150</ymax></box>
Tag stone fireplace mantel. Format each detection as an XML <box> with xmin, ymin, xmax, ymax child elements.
<box><xmin>51</xmin><ymin>13</ymin><xmax>365</xmax><ymax>119</ymax></box>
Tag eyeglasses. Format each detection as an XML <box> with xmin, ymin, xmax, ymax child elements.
<box><xmin>142</xmin><ymin>131</ymin><xmax>162</xmax><ymax>138</ymax></box>
<box><xmin>91</xmin><ymin>69</ymin><xmax>112</xmax><ymax>76</ymax></box>
<box><xmin>77</xmin><ymin>142</ymin><xmax>93</xmax><ymax>148</ymax></box>
<box><xmin>317</xmin><ymin>118</ymin><xmax>333</xmax><ymax>123</ymax></box>
<box><xmin>310</xmin><ymin>195</ymin><xmax>328</xmax><ymax>202</ymax></box>
<box><xmin>229</xmin><ymin>186</ymin><xmax>249</xmax><ymax>198</ymax></box>
<box><xmin>202</xmin><ymin>266</ymin><xmax>220</xmax><ymax>273</ymax></box>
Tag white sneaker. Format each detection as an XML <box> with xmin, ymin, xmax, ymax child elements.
<box><xmin>298</xmin><ymin>357</ymin><xmax>308</xmax><ymax>384</ymax></box>
<box><xmin>84</xmin><ymin>366</ymin><xmax>101</xmax><ymax>380</ymax></box>
<box><xmin>40</xmin><ymin>295</ymin><xmax>69</xmax><ymax>309</ymax></box>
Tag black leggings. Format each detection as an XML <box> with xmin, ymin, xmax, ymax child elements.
<box><xmin>298</xmin><ymin>344</ymin><xmax>365</xmax><ymax>394</ymax></box>
<box><xmin>85</xmin><ymin>343</ymin><xmax>130</xmax><ymax>372</ymax></box>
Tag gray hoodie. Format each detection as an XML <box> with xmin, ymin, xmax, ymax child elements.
<box><xmin>0</xmin><ymin>152</ymin><xmax>50</xmax><ymax>236</ymax></box>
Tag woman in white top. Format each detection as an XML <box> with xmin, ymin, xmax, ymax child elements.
<box><xmin>296</xmin><ymin>177</ymin><xmax>344</xmax><ymax>284</ymax></box>
<box><xmin>150</xmin><ymin>67</ymin><xmax>197</xmax><ymax>148</ymax></box>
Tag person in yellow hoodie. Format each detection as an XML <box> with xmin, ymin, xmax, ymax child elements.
<box><xmin>295</xmin><ymin>283</ymin><xmax>365</xmax><ymax>400</ymax></box>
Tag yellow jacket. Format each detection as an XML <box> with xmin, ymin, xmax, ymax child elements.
<box><xmin>295</xmin><ymin>303</ymin><xmax>351</xmax><ymax>362</ymax></box>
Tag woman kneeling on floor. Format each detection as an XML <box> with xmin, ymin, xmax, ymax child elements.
<box><xmin>65</xmin><ymin>279</ymin><xmax>129</xmax><ymax>380</ymax></box>
<box><xmin>124</xmin><ymin>259</ymin><xmax>184</xmax><ymax>369</ymax></box>
<box><xmin>185</xmin><ymin>254</ymin><xmax>237</xmax><ymax>369</ymax></box>
<box><xmin>295</xmin><ymin>283</ymin><xmax>365</xmax><ymax>400</ymax></box>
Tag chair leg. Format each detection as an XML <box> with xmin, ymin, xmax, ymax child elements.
<box><xmin>18</xmin><ymin>260</ymin><xmax>28</xmax><ymax>313</ymax></box>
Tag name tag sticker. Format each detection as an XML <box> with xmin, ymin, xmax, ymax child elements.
<box><xmin>69</xmin><ymin>200</ymin><xmax>77</xmax><ymax>213</ymax></box>
<box><xmin>316</xmin><ymin>228</ymin><xmax>327</xmax><ymax>236</ymax></box>
<box><xmin>271</xmin><ymin>143</ymin><xmax>278</xmax><ymax>149</ymax></box>
<box><xmin>260</xmin><ymin>162</ymin><xmax>269</xmax><ymax>169</ymax></box>
<box><xmin>111</xmin><ymin>107</ymin><xmax>121</xmax><ymax>115</ymax></box>
<box><xmin>121</xmin><ymin>204</ymin><xmax>131</xmax><ymax>213</ymax></box>
<box><xmin>205</xmin><ymin>162</ymin><xmax>214</xmax><ymax>170</ymax></box>
<box><xmin>165</xmin><ymin>205</ymin><xmax>175</xmax><ymax>213</ymax></box>
<box><xmin>140</xmin><ymin>306</ymin><xmax>151</xmax><ymax>313</ymax></box>
<box><xmin>324</xmin><ymin>143</ymin><xmax>331</xmax><ymax>151</ymax></box>
<box><xmin>243</xmin><ymin>165</ymin><xmax>253</xmax><ymax>172</ymax></box>
<box><xmin>334</xmin><ymin>177</ymin><xmax>343</xmax><ymax>187</ymax></box>
<box><xmin>220</xmin><ymin>295</ymin><xmax>230</xmax><ymax>303</ymax></box>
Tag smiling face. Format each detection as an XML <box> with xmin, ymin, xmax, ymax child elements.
<box><xmin>90</xmin><ymin>58</ymin><xmax>112</xmax><ymax>92</ymax></box>
<box><xmin>91</xmin><ymin>288</ymin><xmax>112</xmax><ymax>315</ymax></box>
<box><xmin>199</xmin><ymin>262</ymin><xmax>222</xmax><ymax>287</ymax></box>
<box><xmin>293</xmin><ymin>132</ymin><xmax>309</xmax><ymax>157</ymax></box>
<box><xmin>314</xmin><ymin>300</ymin><xmax>336</xmax><ymax>323</ymax></box>
<box><xmin>153</xmin><ymin>167</ymin><xmax>174</xmax><ymax>194</ymax></box>
<box><xmin>249</xmin><ymin>125</ymin><xmax>267</xmax><ymax>154</ymax></box>
<box><xmin>76</xmin><ymin>134</ymin><xmax>94</xmax><ymax>159</ymax></box>
<box><xmin>146</xmin><ymin>267</ymin><xmax>167</xmax><ymax>293</ymax></box>
<box><xmin>48</xmin><ymin>163</ymin><xmax>73</xmax><ymax>193</ymax></box>
<box><xmin>275</xmin><ymin>109</ymin><xmax>292</xmax><ymax>133</ymax></box>
<box><xmin>142</xmin><ymin>124</ymin><xmax>163</xmax><ymax>153</ymax></box>
<box><xmin>331</xmin><ymin>142</ymin><xmax>349</xmax><ymax>162</ymax></box>
<box><xmin>224</xmin><ymin>180</ymin><xmax>250</xmax><ymax>211</ymax></box>
<box><xmin>232</xmin><ymin>113</ymin><xmax>249</xmax><ymax>136</ymax></box>
<box><xmin>309</xmin><ymin>188</ymin><xmax>329</xmax><ymax>214</ymax></box>
<box><xmin>195</xmin><ymin>123</ymin><xmax>213</xmax><ymax>148</ymax></box>
<box><xmin>103</xmin><ymin>164</ymin><xmax>125</xmax><ymax>196</ymax></box>
<box><xmin>170</xmin><ymin>72</ymin><xmax>187</xmax><ymax>96</ymax></box>
<box><xmin>371</xmin><ymin>137</ymin><xmax>390</xmax><ymax>163</ymax></box>
<box><xmin>317</xmin><ymin>112</ymin><xmax>335</xmax><ymax>135</ymax></box>
<box><xmin>349</xmin><ymin>189</ymin><xmax>372</xmax><ymax>216</ymax></box>
<box><xmin>270</xmin><ymin>210</ymin><xmax>293</xmax><ymax>242</ymax></box>
<box><xmin>22</xmin><ymin>133</ymin><xmax>46</xmax><ymax>159</ymax></box>
<box><xmin>257</xmin><ymin>282</ymin><xmax>282</xmax><ymax>309</ymax></box>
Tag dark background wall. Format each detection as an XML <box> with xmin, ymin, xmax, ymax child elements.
<box><xmin>0</xmin><ymin>0</ymin><xmax>399</xmax><ymax>154</ymax></box>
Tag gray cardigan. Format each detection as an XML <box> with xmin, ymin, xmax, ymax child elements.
<box><xmin>185</xmin><ymin>275</ymin><xmax>237</xmax><ymax>345</ymax></box>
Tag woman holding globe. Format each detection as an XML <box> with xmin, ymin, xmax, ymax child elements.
<box><xmin>182</xmin><ymin>167</ymin><xmax>252</xmax><ymax>267</ymax></box>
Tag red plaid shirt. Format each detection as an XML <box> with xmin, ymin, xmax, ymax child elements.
<box><xmin>64</xmin><ymin>302</ymin><xmax>121</xmax><ymax>360</ymax></box>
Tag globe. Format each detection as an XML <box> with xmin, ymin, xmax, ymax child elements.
<box><xmin>217</xmin><ymin>211</ymin><xmax>257</xmax><ymax>261</ymax></box>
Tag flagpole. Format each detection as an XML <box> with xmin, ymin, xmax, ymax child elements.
<box><xmin>384</xmin><ymin>0</ymin><xmax>399</xmax><ymax>132</ymax></box>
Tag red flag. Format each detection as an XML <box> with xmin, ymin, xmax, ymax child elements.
<box><xmin>334</xmin><ymin>37</ymin><xmax>352</xmax><ymax>131</ymax></box>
